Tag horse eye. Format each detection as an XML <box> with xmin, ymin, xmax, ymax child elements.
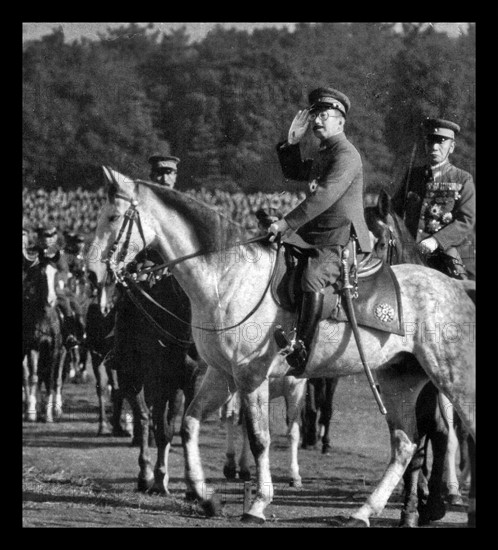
<box><xmin>108</xmin><ymin>214</ymin><xmax>120</xmax><ymax>223</ymax></box>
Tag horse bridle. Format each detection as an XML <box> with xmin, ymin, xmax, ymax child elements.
<box><xmin>102</xmin><ymin>186</ymin><xmax>281</xmax><ymax>346</ymax></box>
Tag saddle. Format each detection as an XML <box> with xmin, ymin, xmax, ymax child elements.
<box><xmin>271</xmin><ymin>239</ymin><xmax>405</xmax><ymax>336</ymax></box>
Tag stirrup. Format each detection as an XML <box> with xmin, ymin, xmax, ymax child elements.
<box><xmin>274</xmin><ymin>325</ymin><xmax>294</xmax><ymax>354</ymax></box>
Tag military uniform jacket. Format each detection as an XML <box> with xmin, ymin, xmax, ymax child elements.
<box><xmin>276</xmin><ymin>133</ymin><xmax>372</xmax><ymax>252</ymax></box>
<box><xmin>391</xmin><ymin>161</ymin><xmax>475</xmax><ymax>251</ymax></box>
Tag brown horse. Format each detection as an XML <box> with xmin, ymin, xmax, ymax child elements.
<box><xmin>23</xmin><ymin>259</ymin><xmax>66</xmax><ymax>422</ymax></box>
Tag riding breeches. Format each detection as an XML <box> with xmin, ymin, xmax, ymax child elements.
<box><xmin>300</xmin><ymin>241</ymin><xmax>367</xmax><ymax>292</ymax></box>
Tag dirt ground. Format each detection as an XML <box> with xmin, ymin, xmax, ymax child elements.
<box><xmin>22</xmin><ymin>372</ymin><xmax>470</xmax><ymax>528</ymax></box>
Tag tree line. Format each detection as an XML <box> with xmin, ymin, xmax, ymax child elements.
<box><xmin>23</xmin><ymin>22</ymin><xmax>475</xmax><ymax>195</ymax></box>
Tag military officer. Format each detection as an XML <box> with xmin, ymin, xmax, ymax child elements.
<box><xmin>391</xmin><ymin>118</ymin><xmax>475</xmax><ymax>280</ymax></box>
<box><xmin>64</xmin><ymin>232</ymin><xmax>87</xmax><ymax>279</ymax></box>
<box><xmin>34</xmin><ymin>225</ymin><xmax>85</xmax><ymax>342</ymax></box>
<box><xmin>267</xmin><ymin>86</ymin><xmax>372</xmax><ymax>376</ymax></box>
<box><xmin>148</xmin><ymin>152</ymin><xmax>180</xmax><ymax>188</ymax></box>
<box><xmin>22</xmin><ymin>226</ymin><xmax>38</xmax><ymax>273</ymax></box>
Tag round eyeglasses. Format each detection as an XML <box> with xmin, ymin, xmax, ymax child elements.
<box><xmin>309</xmin><ymin>109</ymin><xmax>341</xmax><ymax>122</ymax></box>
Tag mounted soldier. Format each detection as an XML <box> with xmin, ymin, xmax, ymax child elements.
<box><xmin>391</xmin><ymin>118</ymin><xmax>476</xmax><ymax>280</ymax></box>
<box><xmin>267</xmin><ymin>86</ymin><xmax>372</xmax><ymax>376</ymax></box>
<box><xmin>34</xmin><ymin>225</ymin><xmax>86</xmax><ymax>345</ymax></box>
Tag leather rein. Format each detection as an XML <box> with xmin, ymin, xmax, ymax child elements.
<box><xmin>103</xmin><ymin>190</ymin><xmax>281</xmax><ymax>347</ymax></box>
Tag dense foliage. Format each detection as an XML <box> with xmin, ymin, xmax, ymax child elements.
<box><xmin>23</xmin><ymin>23</ymin><xmax>475</xmax><ymax>196</ymax></box>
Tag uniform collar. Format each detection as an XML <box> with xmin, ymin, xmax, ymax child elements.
<box><xmin>319</xmin><ymin>131</ymin><xmax>346</xmax><ymax>151</ymax></box>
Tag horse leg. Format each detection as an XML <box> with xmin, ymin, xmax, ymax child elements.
<box><xmin>400</xmin><ymin>436</ymin><xmax>426</xmax><ymax>527</ymax></box>
<box><xmin>223</xmin><ymin>394</ymin><xmax>240</xmax><ymax>480</ymax></box>
<box><xmin>238</xmin><ymin>412</ymin><xmax>252</xmax><ymax>481</ymax></box>
<box><xmin>467</xmin><ymin>436</ymin><xmax>475</xmax><ymax>527</ymax></box>
<box><xmin>284</xmin><ymin>378</ymin><xmax>306</xmax><ymax>488</ymax></box>
<box><xmin>301</xmin><ymin>380</ymin><xmax>318</xmax><ymax>449</ymax></box>
<box><xmin>53</xmin><ymin>345</ymin><xmax>66</xmax><ymax>419</ymax></box>
<box><xmin>25</xmin><ymin>349</ymin><xmax>39</xmax><ymax>422</ymax></box>
<box><xmin>91</xmin><ymin>352</ymin><xmax>111</xmax><ymax>435</ymax></box>
<box><xmin>438</xmin><ymin>393</ymin><xmax>464</xmax><ymax>506</ymax></box>
<box><xmin>239</xmin><ymin>377</ymin><xmax>273</xmax><ymax>524</ymax></box>
<box><xmin>127</xmin><ymin>389</ymin><xmax>154</xmax><ymax>492</ymax></box>
<box><xmin>320</xmin><ymin>377</ymin><xmax>338</xmax><ymax>455</ymax></box>
<box><xmin>181</xmin><ymin>365</ymin><xmax>234</xmax><ymax>515</ymax></box>
<box><xmin>347</xmin><ymin>366</ymin><xmax>425</xmax><ymax>527</ymax></box>
<box><xmin>151</xmin><ymin>385</ymin><xmax>183</xmax><ymax>495</ymax></box>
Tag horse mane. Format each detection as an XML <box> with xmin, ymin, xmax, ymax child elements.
<box><xmin>137</xmin><ymin>180</ymin><xmax>250</xmax><ymax>253</ymax></box>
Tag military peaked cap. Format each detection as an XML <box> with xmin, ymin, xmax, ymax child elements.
<box><xmin>148</xmin><ymin>153</ymin><xmax>180</xmax><ymax>170</ymax></box>
<box><xmin>308</xmin><ymin>87</ymin><xmax>351</xmax><ymax>117</ymax></box>
<box><xmin>422</xmin><ymin>118</ymin><xmax>460</xmax><ymax>139</ymax></box>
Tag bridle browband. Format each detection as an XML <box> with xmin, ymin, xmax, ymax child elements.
<box><xmin>102</xmin><ymin>184</ymin><xmax>282</xmax><ymax>346</ymax></box>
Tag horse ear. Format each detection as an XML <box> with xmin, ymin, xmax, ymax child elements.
<box><xmin>102</xmin><ymin>166</ymin><xmax>118</xmax><ymax>200</ymax></box>
<box><xmin>377</xmin><ymin>189</ymin><xmax>392</xmax><ymax>220</ymax></box>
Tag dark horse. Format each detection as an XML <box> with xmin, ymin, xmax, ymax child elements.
<box><xmin>108</xmin><ymin>251</ymin><xmax>207</xmax><ymax>493</ymax></box>
<box><xmin>84</xmin><ymin>273</ymin><xmax>123</xmax><ymax>436</ymax></box>
<box><xmin>23</xmin><ymin>259</ymin><xmax>66</xmax><ymax>422</ymax></box>
<box><xmin>365</xmin><ymin>189</ymin><xmax>475</xmax><ymax>527</ymax></box>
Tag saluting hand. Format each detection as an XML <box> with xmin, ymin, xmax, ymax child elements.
<box><xmin>288</xmin><ymin>109</ymin><xmax>311</xmax><ymax>145</ymax></box>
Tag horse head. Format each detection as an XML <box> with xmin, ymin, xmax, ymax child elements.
<box><xmin>87</xmin><ymin>166</ymin><xmax>159</xmax><ymax>286</ymax></box>
<box><xmin>23</xmin><ymin>261</ymin><xmax>59</xmax><ymax>309</ymax></box>
<box><xmin>365</xmin><ymin>189</ymin><xmax>426</xmax><ymax>266</ymax></box>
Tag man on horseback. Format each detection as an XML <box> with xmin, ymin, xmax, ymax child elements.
<box><xmin>391</xmin><ymin>118</ymin><xmax>475</xmax><ymax>280</ymax></box>
<box><xmin>267</xmin><ymin>87</ymin><xmax>372</xmax><ymax>376</ymax></box>
<box><xmin>148</xmin><ymin>152</ymin><xmax>180</xmax><ymax>189</ymax></box>
<box><xmin>34</xmin><ymin>225</ymin><xmax>86</xmax><ymax>345</ymax></box>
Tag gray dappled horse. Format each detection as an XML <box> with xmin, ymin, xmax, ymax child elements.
<box><xmin>23</xmin><ymin>259</ymin><xmax>66</xmax><ymax>422</ymax></box>
<box><xmin>89</xmin><ymin>168</ymin><xmax>475</xmax><ymax>527</ymax></box>
<box><xmin>364</xmin><ymin>190</ymin><xmax>475</xmax><ymax>526</ymax></box>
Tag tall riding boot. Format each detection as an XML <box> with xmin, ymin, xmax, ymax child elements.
<box><xmin>276</xmin><ymin>291</ymin><xmax>324</xmax><ymax>377</ymax></box>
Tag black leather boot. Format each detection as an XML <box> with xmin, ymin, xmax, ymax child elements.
<box><xmin>275</xmin><ymin>291</ymin><xmax>324</xmax><ymax>377</ymax></box>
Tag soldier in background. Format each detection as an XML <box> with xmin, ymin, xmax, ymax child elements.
<box><xmin>391</xmin><ymin>118</ymin><xmax>475</xmax><ymax>280</ymax></box>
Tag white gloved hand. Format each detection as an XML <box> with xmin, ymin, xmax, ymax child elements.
<box><xmin>287</xmin><ymin>110</ymin><xmax>311</xmax><ymax>145</ymax></box>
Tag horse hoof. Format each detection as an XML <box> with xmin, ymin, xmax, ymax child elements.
<box><xmin>289</xmin><ymin>479</ymin><xmax>303</xmax><ymax>489</ymax></box>
<box><xmin>446</xmin><ymin>493</ymin><xmax>464</xmax><ymax>507</ymax></box>
<box><xmin>223</xmin><ymin>465</ymin><xmax>237</xmax><ymax>480</ymax></box>
<box><xmin>201</xmin><ymin>497</ymin><xmax>221</xmax><ymax>517</ymax></box>
<box><xmin>97</xmin><ymin>423</ymin><xmax>112</xmax><ymax>436</ymax></box>
<box><xmin>185</xmin><ymin>490</ymin><xmax>198</xmax><ymax>502</ymax></box>
<box><xmin>343</xmin><ymin>517</ymin><xmax>369</xmax><ymax>527</ymax></box>
<box><xmin>53</xmin><ymin>407</ymin><xmax>63</xmax><ymax>419</ymax></box>
<box><xmin>137</xmin><ymin>476</ymin><xmax>154</xmax><ymax>493</ymax></box>
<box><xmin>239</xmin><ymin>469</ymin><xmax>251</xmax><ymax>482</ymax></box>
<box><xmin>241</xmin><ymin>513</ymin><xmax>265</xmax><ymax>524</ymax></box>
<box><xmin>148</xmin><ymin>483</ymin><xmax>169</xmax><ymax>496</ymax></box>
<box><xmin>467</xmin><ymin>511</ymin><xmax>476</xmax><ymax>527</ymax></box>
<box><xmin>112</xmin><ymin>427</ymin><xmax>131</xmax><ymax>437</ymax></box>
<box><xmin>420</xmin><ymin>499</ymin><xmax>446</xmax><ymax>524</ymax></box>
<box><xmin>399</xmin><ymin>511</ymin><xmax>419</xmax><ymax>528</ymax></box>
<box><xmin>322</xmin><ymin>444</ymin><xmax>332</xmax><ymax>455</ymax></box>
<box><xmin>130</xmin><ymin>437</ymin><xmax>141</xmax><ymax>447</ymax></box>
<box><xmin>25</xmin><ymin>412</ymin><xmax>37</xmax><ymax>423</ymax></box>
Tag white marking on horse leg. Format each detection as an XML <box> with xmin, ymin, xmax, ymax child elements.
<box><xmin>45</xmin><ymin>392</ymin><xmax>54</xmax><ymax>423</ymax></box>
<box><xmin>45</xmin><ymin>264</ymin><xmax>58</xmax><ymax>307</ymax></box>
<box><xmin>439</xmin><ymin>393</ymin><xmax>460</xmax><ymax>496</ymax></box>
<box><xmin>183</xmin><ymin>366</ymin><xmax>232</xmax><ymax>501</ymax></box>
<box><xmin>288</xmin><ymin>420</ymin><xmax>302</xmax><ymax>488</ymax></box>
<box><xmin>54</xmin><ymin>390</ymin><xmax>63</xmax><ymax>419</ymax></box>
<box><xmin>240</xmin><ymin>379</ymin><xmax>273</xmax><ymax>520</ymax></box>
<box><xmin>351</xmin><ymin>429</ymin><xmax>417</xmax><ymax>526</ymax></box>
